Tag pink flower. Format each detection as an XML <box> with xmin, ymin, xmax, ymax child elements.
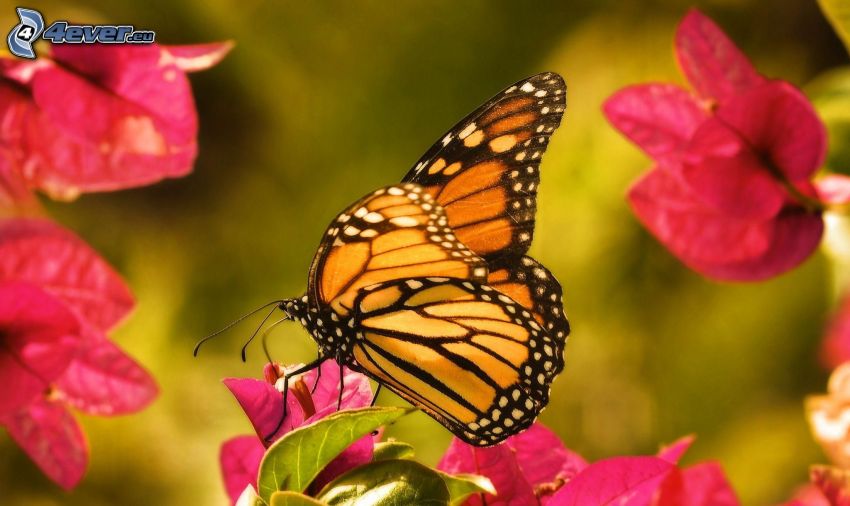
<box><xmin>437</xmin><ymin>422</ymin><xmax>587</xmax><ymax>505</ymax></box>
<box><xmin>604</xmin><ymin>9</ymin><xmax>850</xmax><ymax>281</ymax></box>
<box><xmin>439</xmin><ymin>427</ymin><xmax>740</xmax><ymax>506</ymax></box>
<box><xmin>0</xmin><ymin>218</ymin><xmax>157</xmax><ymax>489</ymax></box>
<box><xmin>0</xmin><ymin>41</ymin><xmax>231</xmax><ymax>203</ymax></box>
<box><xmin>219</xmin><ymin>360</ymin><xmax>373</xmax><ymax>504</ymax></box>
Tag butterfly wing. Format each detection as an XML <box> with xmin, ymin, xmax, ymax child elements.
<box><xmin>488</xmin><ymin>255</ymin><xmax>569</xmax><ymax>383</ymax></box>
<box><xmin>349</xmin><ymin>276</ymin><xmax>562</xmax><ymax>446</ymax></box>
<box><xmin>402</xmin><ymin>72</ymin><xmax>567</xmax><ymax>268</ymax></box>
<box><xmin>307</xmin><ymin>183</ymin><xmax>488</xmax><ymax>315</ymax></box>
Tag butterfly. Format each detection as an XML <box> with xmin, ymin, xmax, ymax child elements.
<box><xmin>275</xmin><ymin>72</ymin><xmax>567</xmax><ymax>446</ymax></box>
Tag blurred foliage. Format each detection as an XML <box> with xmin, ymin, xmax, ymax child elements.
<box><xmin>0</xmin><ymin>0</ymin><xmax>848</xmax><ymax>504</ymax></box>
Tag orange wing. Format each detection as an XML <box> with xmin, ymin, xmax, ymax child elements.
<box><xmin>349</xmin><ymin>276</ymin><xmax>562</xmax><ymax>446</ymax></box>
<box><xmin>403</xmin><ymin>72</ymin><xmax>566</xmax><ymax>269</ymax></box>
<box><xmin>307</xmin><ymin>183</ymin><xmax>488</xmax><ymax>316</ymax></box>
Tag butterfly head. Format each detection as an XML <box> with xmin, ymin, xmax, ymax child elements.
<box><xmin>279</xmin><ymin>295</ymin><xmax>310</xmax><ymax>324</ymax></box>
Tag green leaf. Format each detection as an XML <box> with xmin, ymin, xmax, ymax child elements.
<box><xmin>372</xmin><ymin>441</ymin><xmax>415</xmax><ymax>461</ymax></box>
<box><xmin>818</xmin><ymin>0</ymin><xmax>850</xmax><ymax>54</ymax></box>
<box><xmin>809</xmin><ymin>67</ymin><xmax>850</xmax><ymax>172</ymax></box>
<box><xmin>436</xmin><ymin>472</ymin><xmax>496</xmax><ymax>506</ymax></box>
<box><xmin>236</xmin><ymin>485</ymin><xmax>267</xmax><ymax>506</ymax></box>
<box><xmin>316</xmin><ymin>459</ymin><xmax>450</xmax><ymax>506</ymax></box>
<box><xmin>269</xmin><ymin>491</ymin><xmax>327</xmax><ymax>506</ymax></box>
<box><xmin>257</xmin><ymin>406</ymin><xmax>412</xmax><ymax>501</ymax></box>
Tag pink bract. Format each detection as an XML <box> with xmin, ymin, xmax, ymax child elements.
<box><xmin>550</xmin><ymin>456</ymin><xmax>675</xmax><ymax>505</ymax></box>
<box><xmin>1</xmin><ymin>397</ymin><xmax>88</xmax><ymax>490</ymax></box>
<box><xmin>0</xmin><ymin>41</ymin><xmax>230</xmax><ymax>202</ymax></box>
<box><xmin>674</xmin><ymin>8</ymin><xmax>764</xmax><ymax>103</ymax></box>
<box><xmin>220</xmin><ymin>435</ymin><xmax>265</xmax><ymax>503</ymax></box>
<box><xmin>0</xmin><ymin>218</ymin><xmax>134</xmax><ymax>331</ymax></box>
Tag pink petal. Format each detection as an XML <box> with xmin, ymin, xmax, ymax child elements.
<box><xmin>655</xmin><ymin>462</ymin><xmax>740</xmax><ymax>506</ymax></box>
<box><xmin>0</xmin><ymin>42</ymin><xmax>226</xmax><ymax>198</ymax></box>
<box><xmin>311</xmin><ymin>434</ymin><xmax>375</xmax><ymax>493</ymax></box>
<box><xmin>438</xmin><ymin>437</ymin><xmax>537</xmax><ymax>506</ymax></box>
<box><xmin>223</xmin><ymin>377</ymin><xmax>305</xmax><ymax>443</ymax></box>
<box><xmin>603</xmin><ymin>84</ymin><xmax>708</xmax><ymax>162</ymax></box>
<box><xmin>1</xmin><ymin>398</ymin><xmax>88</xmax><ymax>490</ymax></box>
<box><xmin>164</xmin><ymin>42</ymin><xmax>235</xmax><ymax>72</ymax></box>
<box><xmin>54</xmin><ymin>325</ymin><xmax>157</xmax><ymax>415</ymax></box>
<box><xmin>550</xmin><ymin>456</ymin><xmax>674</xmax><ymax>506</ymax></box>
<box><xmin>302</xmin><ymin>360</ymin><xmax>373</xmax><ymax>419</ymax></box>
<box><xmin>657</xmin><ymin>435</ymin><xmax>695</xmax><ymax>464</ymax></box>
<box><xmin>822</xmin><ymin>295</ymin><xmax>850</xmax><ymax>369</ymax></box>
<box><xmin>682</xmin><ymin>117</ymin><xmax>786</xmax><ymax>221</ymax></box>
<box><xmin>629</xmin><ymin>168</ymin><xmax>772</xmax><ymax>264</ymax></box>
<box><xmin>220</xmin><ymin>435</ymin><xmax>265</xmax><ymax>505</ymax></box>
<box><xmin>0</xmin><ymin>218</ymin><xmax>134</xmax><ymax>331</ymax></box>
<box><xmin>674</xmin><ymin>9</ymin><xmax>764</xmax><ymax>103</ymax></box>
<box><xmin>713</xmin><ymin>81</ymin><xmax>827</xmax><ymax>182</ymax></box>
<box><xmin>0</xmin><ymin>281</ymin><xmax>80</xmax><ymax>416</ymax></box>
<box><xmin>629</xmin><ymin>168</ymin><xmax>822</xmax><ymax>281</ymax></box>
<box><xmin>504</xmin><ymin>423</ymin><xmax>588</xmax><ymax>503</ymax></box>
<box><xmin>816</xmin><ymin>175</ymin><xmax>850</xmax><ymax>206</ymax></box>
<box><xmin>687</xmin><ymin>208</ymin><xmax>823</xmax><ymax>282</ymax></box>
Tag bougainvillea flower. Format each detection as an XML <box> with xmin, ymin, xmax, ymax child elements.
<box><xmin>0</xmin><ymin>41</ymin><xmax>231</xmax><ymax>202</ymax></box>
<box><xmin>807</xmin><ymin>362</ymin><xmax>850</xmax><ymax>468</ymax></box>
<box><xmin>219</xmin><ymin>360</ymin><xmax>373</xmax><ymax>504</ymax></box>
<box><xmin>0</xmin><ymin>218</ymin><xmax>157</xmax><ymax>489</ymax></box>
<box><xmin>604</xmin><ymin>9</ymin><xmax>849</xmax><ymax>281</ymax></box>
<box><xmin>438</xmin><ymin>422</ymin><xmax>587</xmax><ymax>505</ymax></box>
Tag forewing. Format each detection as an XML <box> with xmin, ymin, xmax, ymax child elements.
<box><xmin>307</xmin><ymin>183</ymin><xmax>488</xmax><ymax>315</ymax></box>
<box><xmin>403</xmin><ymin>72</ymin><xmax>567</xmax><ymax>268</ymax></box>
<box><xmin>349</xmin><ymin>276</ymin><xmax>562</xmax><ymax>446</ymax></box>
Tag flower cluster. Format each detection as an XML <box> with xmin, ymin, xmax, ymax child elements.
<box><xmin>220</xmin><ymin>360</ymin><xmax>375</xmax><ymax>503</ymax></box>
<box><xmin>604</xmin><ymin>9</ymin><xmax>850</xmax><ymax>281</ymax></box>
<box><xmin>0</xmin><ymin>41</ymin><xmax>229</xmax><ymax>489</ymax></box>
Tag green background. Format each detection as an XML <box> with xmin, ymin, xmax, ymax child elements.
<box><xmin>0</xmin><ymin>0</ymin><xmax>847</xmax><ymax>504</ymax></box>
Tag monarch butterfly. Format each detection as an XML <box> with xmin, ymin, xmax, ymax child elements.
<box><xmin>215</xmin><ymin>72</ymin><xmax>569</xmax><ymax>446</ymax></box>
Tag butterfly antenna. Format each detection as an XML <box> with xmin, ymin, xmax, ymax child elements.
<box><xmin>193</xmin><ymin>300</ymin><xmax>285</xmax><ymax>357</ymax></box>
<box><xmin>240</xmin><ymin>305</ymin><xmax>287</xmax><ymax>362</ymax></box>
<box><xmin>260</xmin><ymin>317</ymin><xmax>290</xmax><ymax>363</ymax></box>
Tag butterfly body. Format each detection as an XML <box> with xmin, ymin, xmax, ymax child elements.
<box><xmin>280</xmin><ymin>72</ymin><xmax>569</xmax><ymax>446</ymax></box>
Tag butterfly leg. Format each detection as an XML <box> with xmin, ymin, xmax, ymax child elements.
<box><xmin>311</xmin><ymin>354</ymin><xmax>323</xmax><ymax>394</ymax></box>
<box><xmin>264</xmin><ymin>356</ymin><xmax>327</xmax><ymax>443</ymax></box>
<box><xmin>337</xmin><ymin>360</ymin><xmax>344</xmax><ymax>411</ymax></box>
<box><xmin>370</xmin><ymin>383</ymin><xmax>383</xmax><ymax>407</ymax></box>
